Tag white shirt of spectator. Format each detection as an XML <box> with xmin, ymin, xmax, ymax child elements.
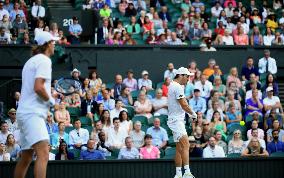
<box><xmin>225</xmin><ymin>7</ymin><xmax>234</xmax><ymax>17</ymax></box>
<box><xmin>222</xmin><ymin>35</ymin><xmax>234</xmax><ymax>45</ymax></box>
<box><xmin>0</xmin><ymin>8</ymin><xmax>9</xmax><ymax>21</ymax></box>
<box><xmin>34</xmin><ymin>28</ymin><xmax>44</xmax><ymax>38</ymax></box>
<box><xmin>263</xmin><ymin>96</ymin><xmax>281</xmax><ymax>114</ymax></box>
<box><xmin>0</xmin><ymin>131</ymin><xmax>11</xmax><ymax>144</ymax></box>
<box><xmin>120</xmin><ymin>120</ymin><xmax>132</xmax><ymax>133</ymax></box>
<box><xmin>226</xmin><ymin>24</ymin><xmax>235</xmax><ymax>34</ymax></box>
<box><xmin>151</xmin><ymin>97</ymin><xmax>168</xmax><ymax>116</ymax></box>
<box><xmin>164</xmin><ymin>69</ymin><xmax>177</xmax><ymax>80</ymax></box>
<box><xmin>194</xmin><ymin>80</ymin><xmax>213</xmax><ymax>99</ymax></box>
<box><xmin>167</xmin><ymin>81</ymin><xmax>186</xmax><ymax>121</ymax></box>
<box><xmin>263</xmin><ymin>35</ymin><xmax>275</xmax><ymax>46</ymax></box>
<box><xmin>245</xmin><ymin>138</ymin><xmax>266</xmax><ymax>149</ymax></box>
<box><xmin>49</xmin><ymin>152</ymin><xmax>55</xmax><ymax>160</ymax></box>
<box><xmin>0</xmin><ymin>32</ymin><xmax>11</xmax><ymax>44</ymax></box>
<box><xmin>5</xmin><ymin>119</ymin><xmax>18</xmax><ymax>133</ymax></box>
<box><xmin>203</xmin><ymin>145</ymin><xmax>225</xmax><ymax>158</ymax></box>
<box><xmin>211</xmin><ymin>6</ymin><xmax>223</xmax><ymax>17</ymax></box>
<box><xmin>167</xmin><ymin>38</ymin><xmax>183</xmax><ymax>45</ymax></box>
<box><xmin>279</xmin><ymin>16</ymin><xmax>284</xmax><ymax>24</ymax></box>
<box><xmin>0</xmin><ymin>152</ymin><xmax>11</xmax><ymax>161</ymax></box>
<box><xmin>17</xmin><ymin>54</ymin><xmax>52</xmax><ymax>117</ymax></box>
<box><xmin>31</xmin><ymin>5</ymin><xmax>45</xmax><ymax>18</ymax></box>
<box><xmin>69</xmin><ymin>128</ymin><xmax>89</xmax><ymax>146</ymax></box>
<box><xmin>138</xmin><ymin>78</ymin><xmax>152</xmax><ymax>90</ymax></box>
<box><xmin>206</xmin><ymin>108</ymin><xmax>225</xmax><ymax>122</ymax></box>
<box><xmin>258</xmin><ymin>57</ymin><xmax>277</xmax><ymax>74</ymax></box>
<box><xmin>241</xmin><ymin>23</ymin><xmax>249</xmax><ymax>35</ymax></box>
<box><xmin>110</xmin><ymin>107</ymin><xmax>127</xmax><ymax>120</ymax></box>
<box><xmin>103</xmin><ymin>26</ymin><xmax>108</xmax><ymax>39</ymax></box>
<box><xmin>106</xmin><ymin>127</ymin><xmax>128</xmax><ymax>148</ymax></box>
<box><xmin>134</xmin><ymin>1</ymin><xmax>146</xmax><ymax>12</ymax></box>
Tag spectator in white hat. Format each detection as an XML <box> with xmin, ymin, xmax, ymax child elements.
<box><xmin>263</xmin><ymin>86</ymin><xmax>282</xmax><ymax>115</ymax></box>
<box><xmin>138</xmin><ymin>70</ymin><xmax>153</xmax><ymax>91</ymax></box>
<box><xmin>70</xmin><ymin>68</ymin><xmax>82</xmax><ymax>81</ymax></box>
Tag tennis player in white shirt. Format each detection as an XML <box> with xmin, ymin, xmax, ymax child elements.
<box><xmin>14</xmin><ymin>31</ymin><xmax>58</xmax><ymax>178</ymax></box>
<box><xmin>167</xmin><ymin>67</ymin><xmax>197</xmax><ymax>178</ymax></box>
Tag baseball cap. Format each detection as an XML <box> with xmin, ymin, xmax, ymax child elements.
<box><xmin>35</xmin><ymin>31</ymin><xmax>59</xmax><ymax>46</ymax></box>
<box><xmin>8</xmin><ymin>108</ymin><xmax>16</xmax><ymax>114</ymax></box>
<box><xmin>266</xmin><ymin>86</ymin><xmax>273</xmax><ymax>92</ymax></box>
<box><xmin>175</xmin><ymin>67</ymin><xmax>192</xmax><ymax>76</ymax></box>
<box><xmin>141</xmin><ymin>70</ymin><xmax>149</xmax><ymax>75</ymax></box>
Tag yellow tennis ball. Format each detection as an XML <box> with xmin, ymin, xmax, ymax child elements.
<box><xmin>240</xmin><ymin>121</ymin><xmax>245</xmax><ymax>126</ymax></box>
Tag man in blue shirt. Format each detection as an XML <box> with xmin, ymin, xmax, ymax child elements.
<box><xmin>102</xmin><ymin>88</ymin><xmax>115</xmax><ymax>111</ymax></box>
<box><xmin>146</xmin><ymin>118</ymin><xmax>168</xmax><ymax>149</ymax></box>
<box><xmin>80</xmin><ymin>139</ymin><xmax>105</xmax><ymax>160</ymax></box>
<box><xmin>267</xmin><ymin>130</ymin><xmax>284</xmax><ymax>155</ymax></box>
<box><xmin>188</xmin><ymin>89</ymin><xmax>207</xmax><ymax>114</ymax></box>
<box><xmin>69</xmin><ymin>16</ymin><xmax>82</xmax><ymax>44</ymax></box>
<box><xmin>241</xmin><ymin>57</ymin><xmax>259</xmax><ymax>82</ymax></box>
<box><xmin>118</xmin><ymin>137</ymin><xmax>139</xmax><ymax>159</ymax></box>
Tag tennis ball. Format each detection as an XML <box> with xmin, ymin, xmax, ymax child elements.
<box><xmin>240</xmin><ymin>121</ymin><xmax>245</xmax><ymax>126</ymax></box>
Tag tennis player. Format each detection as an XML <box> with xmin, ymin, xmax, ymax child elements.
<box><xmin>14</xmin><ymin>31</ymin><xmax>58</xmax><ymax>178</ymax></box>
<box><xmin>167</xmin><ymin>67</ymin><xmax>197</xmax><ymax>178</ymax></box>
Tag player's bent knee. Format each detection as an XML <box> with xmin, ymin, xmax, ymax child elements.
<box><xmin>179</xmin><ymin>135</ymin><xmax>190</xmax><ymax>149</ymax></box>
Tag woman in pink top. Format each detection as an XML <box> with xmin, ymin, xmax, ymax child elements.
<box><xmin>226</xmin><ymin>67</ymin><xmax>242</xmax><ymax>89</ymax></box>
<box><xmin>140</xmin><ymin>134</ymin><xmax>160</xmax><ymax>159</ymax></box>
<box><xmin>54</xmin><ymin>101</ymin><xmax>72</xmax><ymax>126</ymax></box>
<box><xmin>234</xmin><ymin>27</ymin><xmax>249</xmax><ymax>45</ymax></box>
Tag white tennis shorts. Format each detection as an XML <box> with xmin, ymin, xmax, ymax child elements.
<box><xmin>167</xmin><ymin>118</ymin><xmax>187</xmax><ymax>142</ymax></box>
<box><xmin>17</xmin><ymin>113</ymin><xmax>50</xmax><ymax>150</ymax></box>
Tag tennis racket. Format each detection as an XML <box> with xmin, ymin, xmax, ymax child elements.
<box><xmin>54</xmin><ymin>78</ymin><xmax>82</xmax><ymax>95</ymax></box>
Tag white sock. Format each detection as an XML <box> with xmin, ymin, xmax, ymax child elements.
<box><xmin>176</xmin><ymin>167</ymin><xmax>182</xmax><ymax>176</ymax></box>
<box><xmin>184</xmin><ymin>165</ymin><xmax>191</xmax><ymax>173</ymax></box>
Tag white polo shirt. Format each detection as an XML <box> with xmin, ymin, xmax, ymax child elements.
<box><xmin>168</xmin><ymin>81</ymin><xmax>185</xmax><ymax>120</ymax></box>
<box><xmin>17</xmin><ymin>54</ymin><xmax>52</xmax><ymax>118</ymax></box>
<box><xmin>263</xmin><ymin>96</ymin><xmax>280</xmax><ymax>113</ymax></box>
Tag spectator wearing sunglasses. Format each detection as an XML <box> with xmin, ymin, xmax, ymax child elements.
<box><xmin>5</xmin><ymin>108</ymin><xmax>18</xmax><ymax>133</ymax></box>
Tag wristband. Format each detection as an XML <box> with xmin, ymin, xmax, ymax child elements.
<box><xmin>48</xmin><ymin>97</ymin><xmax>55</xmax><ymax>107</ymax></box>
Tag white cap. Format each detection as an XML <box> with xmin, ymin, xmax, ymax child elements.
<box><xmin>266</xmin><ymin>86</ymin><xmax>273</xmax><ymax>92</ymax></box>
<box><xmin>141</xmin><ymin>70</ymin><xmax>149</xmax><ymax>76</ymax></box>
<box><xmin>70</xmin><ymin>68</ymin><xmax>81</xmax><ymax>76</ymax></box>
<box><xmin>175</xmin><ymin>67</ymin><xmax>192</xmax><ymax>76</ymax></box>
<box><xmin>34</xmin><ymin>31</ymin><xmax>59</xmax><ymax>46</ymax></box>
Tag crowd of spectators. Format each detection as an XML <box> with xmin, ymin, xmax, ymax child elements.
<box><xmin>80</xmin><ymin>0</ymin><xmax>284</xmax><ymax>46</ymax></box>
<box><xmin>1</xmin><ymin>0</ymin><xmax>284</xmax><ymax>46</ymax></box>
<box><xmin>0</xmin><ymin>0</ymin><xmax>81</xmax><ymax>45</ymax></box>
<box><xmin>1</xmin><ymin>49</ymin><xmax>284</xmax><ymax>161</ymax></box>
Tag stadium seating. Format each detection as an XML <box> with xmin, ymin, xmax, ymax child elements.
<box><xmin>79</xmin><ymin>116</ymin><xmax>93</xmax><ymax>127</ymax></box>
